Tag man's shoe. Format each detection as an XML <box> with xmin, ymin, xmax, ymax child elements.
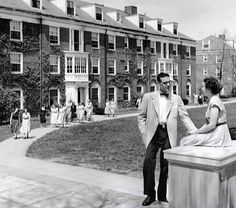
<box><xmin>142</xmin><ymin>194</ymin><xmax>156</xmax><ymax>206</ymax></box>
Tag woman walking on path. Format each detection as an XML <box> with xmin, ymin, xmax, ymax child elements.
<box><xmin>104</xmin><ymin>99</ymin><xmax>110</xmax><ymax>117</ymax></box>
<box><xmin>85</xmin><ymin>100</ymin><xmax>93</xmax><ymax>121</ymax></box>
<box><xmin>39</xmin><ymin>106</ymin><xmax>46</xmax><ymax>128</ymax></box>
<box><xmin>10</xmin><ymin>107</ymin><xmax>20</xmax><ymax>139</ymax></box>
<box><xmin>110</xmin><ymin>99</ymin><xmax>116</xmax><ymax>117</ymax></box>
<box><xmin>50</xmin><ymin>104</ymin><xmax>58</xmax><ymax>127</ymax></box>
<box><xmin>20</xmin><ymin>108</ymin><xmax>31</xmax><ymax>139</ymax></box>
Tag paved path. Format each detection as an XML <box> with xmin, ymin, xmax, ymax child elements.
<box><xmin>0</xmin><ymin>98</ymin><xmax>235</xmax><ymax>208</ymax></box>
<box><xmin>0</xmin><ymin>113</ymin><xmax>169</xmax><ymax>208</ymax></box>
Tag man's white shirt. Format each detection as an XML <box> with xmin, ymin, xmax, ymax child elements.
<box><xmin>158</xmin><ymin>93</ymin><xmax>168</xmax><ymax>124</ymax></box>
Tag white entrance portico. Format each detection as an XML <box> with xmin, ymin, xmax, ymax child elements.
<box><xmin>65</xmin><ymin>51</ymin><xmax>90</xmax><ymax>106</ymax></box>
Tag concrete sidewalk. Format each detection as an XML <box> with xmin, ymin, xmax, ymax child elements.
<box><xmin>0</xmin><ymin>113</ymin><xmax>167</xmax><ymax>208</ymax></box>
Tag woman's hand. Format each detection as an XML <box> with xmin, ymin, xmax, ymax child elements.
<box><xmin>187</xmin><ymin>129</ymin><xmax>199</xmax><ymax>135</ymax></box>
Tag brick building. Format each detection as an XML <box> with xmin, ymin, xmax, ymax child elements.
<box><xmin>0</xmin><ymin>0</ymin><xmax>196</xmax><ymax>114</ymax></box>
<box><xmin>196</xmin><ymin>35</ymin><xmax>236</xmax><ymax>96</ymax></box>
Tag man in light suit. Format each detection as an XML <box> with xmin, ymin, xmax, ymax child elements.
<box><xmin>138</xmin><ymin>72</ymin><xmax>196</xmax><ymax>206</ymax></box>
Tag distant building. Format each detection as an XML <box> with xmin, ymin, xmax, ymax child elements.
<box><xmin>0</xmin><ymin>0</ymin><xmax>196</xmax><ymax>114</ymax></box>
<box><xmin>196</xmin><ymin>35</ymin><xmax>236</xmax><ymax>96</ymax></box>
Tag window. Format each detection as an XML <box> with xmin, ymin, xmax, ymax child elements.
<box><xmin>150</xmin><ymin>41</ymin><xmax>156</xmax><ymax>54</ymax></box>
<box><xmin>75</xmin><ymin>57</ymin><xmax>87</xmax><ymax>73</ymax></box>
<box><xmin>96</xmin><ymin>7</ymin><xmax>102</xmax><ymax>21</ymax></box>
<box><xmin>203</xmin><ymin>55</ymin><xmax>208</xmax><ymax>62</ymax></box>
<box><xmin>186</xmin><ymin>81</ymin><xmax>191</xmax><ymax>96</ymax></box>
<box><xmin>50</xmin><ymin>55</ymin><xmax>60</xmax><ymax>74</ymax></box>
<box><xmin>157</xmin><ymin>22</ymin><xmax>162</xmax><ymax>32</ymax></box>
<box><xmin>137</xmin><ymin>61</ymin><xmax>143</xmax><ymax>75</ymax></box>
<box><xmin>108</xmin><ymin>59</ymin><xmax>116</xmax><ymax>75</ymax></box>
<box><xmin>173</xmin><ymin>81</ymin><xmax>178</xmax><ymax>95</ymax></box>
<box><xmin>91</xmin><ymin>88</ymin><xmax>98</xmax><ymax>103</ymax></box>
<box><xmin>137</xmin><ymin>86</ymin><xmax>143</xmax><ymax>94</ymax></box>
<box><xmin>173</xmin><ymin>63</ymin><xmax>178</xmax><ymax>75</ymax></box>
<box><xmin>203</xmin><ymin>68</ymin><xmax>208</xmax><ymax>76</ymax></box>
<box><xmin>150</xmin><ymin>62</ymin><xmax>156</xmax><ymax>75</ymax></box>
<box><xmin>124</xmin><ymin>37</ymin><xmax>129</xmax><ymax>49</ymax></box>
<box><xmin>202</xmin><ymin>40</ymin><xmax>210</xmax><ymax>49</ymax></box>
<box><xmin>67</xmin><ymin>1</ymin><xmax>74</xmax><ymax>15</ymax></box>
<box><xmin>139</xmin><ymin>16</ymin><xmax>144</xmax><ymax>28</ymax></box>
<box><xmin>160</xmin><ymin>62</ymin><xmax>165</xmax><ymax>73</ymax></box>
<box><xmin>10</xmin><ymin>53</ymin><xmax>23</xmax><ymax>73</ymax></box>
<box><xmin>125</xmin><ymin>60</ymin><xmax>131</xmax><ymax>71</ymax></box>
<box><xmin>49</xmin><ymin>26</ymin><xmax>59</xmax><ymax>45</ymax></box>
<box><xmin>92</xmin><ymin>33</ymin><xmax>99</xmax><ymax>49</ymax></box>
<box><xmin>186</xmin><ymin>46</ymin><xmax>190</xmax><ymax>58</ymax></box>
<box><xmin>173</xmin><ymin>44</ymin><xmax>177</xmax><ymax>56</ymax></box>
<box><xmin>117</xmin><ymin>12</ymin><xmax>121</xmax><ymax>22</ymax></box>
<box><xmin>10</xmin><ymin>21</ymin><xmax>22</xmax><ymax>41</ymax></box>
<box><xmin>123</xmin><ymin>86</ymin><xmax>130</xmax><ymax>101</ymax></box>
<box><xmin>91</xmin><ymin>58</ymin><xmax>99</xmax><ymax>74</ymax></box>
<box><xmin>137</xmin><ymin>39</ymin><xmax>143</xmax><ymax>53</ymax></box>
<box><xmin>163</xmin><ymin>43</ymin><xmax>167</xmax><ymax>58</ymax></box>
<box><xmin>108</xmin><ymin>87</ymin><xmax>115</xmax><ymax>101</ymax></box>
<box><xmin>32</xmin><ymin>0</ymin><xmax>41</xmax><ymax>9</ymax></box>
<box><xmin>173</xmin><ymin>25</ymin><xmax>178</xmax><ymax>35</ymax></box>
<box><xmin>49</xmin><ymin>89</ymin><xmax>59</xmax><ymax>106</ymax></box>
<box><xmin>216</xmin><ymin>67</ymin><xmax>223</xmax><ymax>79</ymax></box>
<box><xmin>186</xmin><ymin>64</ymin><xmax>191</xmax><ymax>76</ymax></box>
<box><xmin>150</xmin><ymin>85</ymin><xmax>156</xmax><ymax>92</ymax></box>
<box><xmin>66</xmin><ymin>57</ymin><xmax>73</xmax><ymax>73</ymax></box>
<box><xmin>108</xmin><ymin>35</ymin><xmax>115</xmax><ymax>50</ymax></box>
<box><xmin>166</xmin><ymin>63</ymin><xmax>172</xmax><ymax>75</ymax></box>
<box><xmin>73</xmin><ymin>30</ymin><xmax>80</xmax><ymax>51</ymax></box>
<box><xmin>216</xmin><ymin>55</ymin><xmax>222</xmax><ymax>63</ymax></box>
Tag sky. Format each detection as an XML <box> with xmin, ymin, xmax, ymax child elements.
<box><xmin>82</xmin><ymin>0</ymin><xmax>236</xmax><ymax>41</ymax></box>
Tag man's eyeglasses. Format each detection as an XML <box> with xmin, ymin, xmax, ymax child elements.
<box><xmin>161</xmin><ymin>81</ymin><xmax>172</xmax><ymax>86</ymax></box>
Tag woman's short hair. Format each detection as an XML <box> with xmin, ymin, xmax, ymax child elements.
<box><xmin>203</xmin><ymin>77</ymin><xmax>223</xmax><ymax>95</ymax></box>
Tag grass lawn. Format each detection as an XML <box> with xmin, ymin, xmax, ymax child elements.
<box><xmin>26</xmin><ymin>103</ymin><xmax>236</xmax><ymax>178</ymax></box>
<box><xmin>0</xmin><ymin>117</ymin><xmax>51</xmax><ymax>142</ymax></box>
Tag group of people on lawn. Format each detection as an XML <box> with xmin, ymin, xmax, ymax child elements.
<box><xmin>104</xmin><ymin>99</ymin><xmax>116</xmax><ymax>117</ymax></box>
<box><xmin>50</xmin><ymin>100</ymin><xmax>93</xmax><ymax>127</ymax></box>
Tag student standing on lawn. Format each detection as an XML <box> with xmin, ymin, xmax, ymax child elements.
<box><xmin>85</xmin><ymin>100</ymin><xmax>93</xmax><ymax>121</ymax></box>
<box><xmin>137</xmin><ymin>72</ymin><xmax>196</xmax><ymax>206</ymax></box>
<box><xmin>109</xmin><ymin>99</ymin><xmax>116</xmax><ymax>117</ymax></box>
<box><xmin>50</xmin><ymin>104</ymin><xmax>58</xmax><ymax>127</ymax></box>
<box><xmin>70</xmin><ymin>101</ymin><xmax>77</xmax><ymax>122</ymax></box>
<box><xmin>104</xmin><ymin>99</ymin><xmax>110</xmax><ymax>117</ymax></box>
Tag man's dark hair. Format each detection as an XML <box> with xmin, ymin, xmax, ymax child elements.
<box><xmin>203</xmin><ymin>77</ymin><xmax>223</xmax><ymax>95</ymax></box>
<box><xmin>157</xmin><ymin>72</ymin><xmax>170</xmax><ymax>83</ymax></box>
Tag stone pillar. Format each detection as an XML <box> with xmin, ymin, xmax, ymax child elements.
<box><xmin>164</xmin><ymin>141</ymin><xmax>236</xmax><ymax>208</ymax></box>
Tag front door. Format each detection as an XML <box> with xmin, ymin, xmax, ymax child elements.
<box><xmin>78</xmin><ymin>87</ymin><xmax>86</xmax><ymax>104</ymax></box>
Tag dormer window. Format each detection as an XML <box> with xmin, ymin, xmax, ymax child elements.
<box><xmin>139</xmin><ymin>16</ymin><xmax>144</xmax><ymax>28</ymax></box>
<box><xmin>116</xmin><ymin>12</ymin><xmax>121</xmax><ymax>22</ymax></box>
<box><xmin>96</xmin><ymin>7</ymin><xmax>103</xmax><ymax>21</ymax></box>
<box><xmin>157</xmin><ymin>22</ymin><xmax>162</xmax><ymax>32</ymax></box>
<box><xmin>67</xmin><ymin>1</ymin><xmax>74</xmax><ymax>15</ymax></box>
<box><xmin>202</xmin><ymin>40</ymin><xmax>210</xmax><ymax>49</ymax></box>
<box><xmin>173</xmin><ymin>25</ymin><xmax>178</xmax><ymax>35</ymax></box>
<box><xmin>32</xmin><ymin>0</ymin><xmax>41</xmax><ymax>9</ymax></box>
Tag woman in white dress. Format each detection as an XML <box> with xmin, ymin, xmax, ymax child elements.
<box><xmin>77</xmin><ymin>103</ymin><xmax>85</xmax><ymax>123</ymax></box>
<box><xmin>50</xmin><ymin>104</ymin><xmax>58</xmax><ymax>127</ymax></box>
<box><xmin>20</xmin><ymin>108</ymin><xmax>31</xmax><ymax>139</ymax></box>
<box><xmin>85</xmin><ymin>100</ymin><xmax>93</xmax><ymax>121</ymax></box>
<box><xmin>104</xmin><ymin>99</ymin><xmax>110</xmax><ymax>117</ymax></box>
<box><xmin>57</xmin><ymin>103</ymin><xmax>67</xmax><ymax>127</ymax></box>
<box><xmin>110</xmin><ymin>99</ymin><xmax>116</xmax><ymax>117</ymax></box>
<box><xmin>180</xmin><ymin>77</ymin><xmax>232</xmax><ymax>147</ymax></box>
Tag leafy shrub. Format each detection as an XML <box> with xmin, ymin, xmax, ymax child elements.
<box><xmin>94</xmin><ymin>107</ymin><xmax>104</xmax><ymax>115</ymax></box>
<box><xmin>232</xmin><ymin>87</ymin><xmax>236</xmax><ymax>97</ymax></box>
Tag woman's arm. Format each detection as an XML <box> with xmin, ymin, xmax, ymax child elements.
<box><xmin>188</xmin><ymin>106</ymin><xmax>219</xmax><ymax>134</ymax></box>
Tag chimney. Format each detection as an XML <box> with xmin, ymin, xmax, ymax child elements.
<box><xmin>125</xmin><ymin>6</ymin><xmax>137</xmax><ymax>15</ymax></box>
<box><xmin>219</xmin><ymin>34</ymin><xmax>226</xmax><ymax>40</ymax></box>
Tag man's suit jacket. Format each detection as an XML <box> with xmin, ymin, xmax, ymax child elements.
<box><xmin>138</xmin><ymin>91</ymin><xmax>196</xmax><ymax>148</ymax></box>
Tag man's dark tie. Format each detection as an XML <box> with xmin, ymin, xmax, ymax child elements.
<box><xmin>160</xmin><ymin>93</ymin><xmax>169</xmax><ymax>98</ymax></box>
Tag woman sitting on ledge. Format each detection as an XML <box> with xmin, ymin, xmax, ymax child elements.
<box><xmin>180</xmin><ymin>77</ymin><xmax>232</xmax><ymax>147</ymax></box>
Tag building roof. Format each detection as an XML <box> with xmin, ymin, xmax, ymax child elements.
<box><xmin>0</xmin><ymin>0</ymin><xmax>195</xmax><ymax>42</ymax></box>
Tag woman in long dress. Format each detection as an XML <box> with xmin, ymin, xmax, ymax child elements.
<box><xmin>10</xmin><ymin>107</ymin><xmax>20</xmax><ymax>139</ymax></box>
<box><xmin>110</xmin><ymin>99</ymin><xmax>116</xmax><ymax>117</ymax></box>
<box><xmin>77</xmin><ymin>103</ymin><xmax>85</xmax><ymax>123</ymax></box>
<box><xmin>50</xmin><ymin>104</ymin><xmax>58</xmax><ymax>127</ymax></box>
<box><xmin>85</xmin><ymin>100</ymin><xmax>93</xmax><ymax>121</ymax></box>
<box><xmin>57</xmin><ymin>103</ymin><xmax>67</xmax><ymax>127</ymax></box>
<box><xmin>180</xmin><ymin>77</ymin><xmax>232</xmax><ymax>147</ymax></box>
<box><xmin>39</xmin><ymin>106</ymin><xmax>46</xmax><ymax>128</ymax></box>
<box><xmin>104</xmin><ymin>99</ymin><xmax>110</xmax><ymax>117</ymax></box>
<box><xmin>20</xmin><ymin>108</ymin><xmax>31</xmax><ymax>139</ymax></box>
